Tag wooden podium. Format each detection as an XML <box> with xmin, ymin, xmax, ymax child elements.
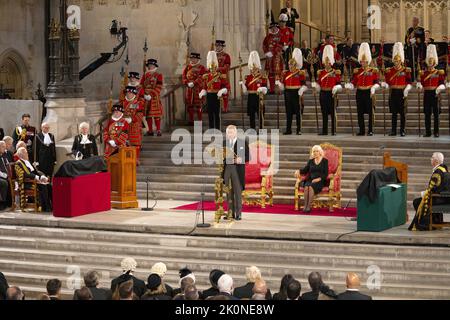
<box><xmin>107</xmin><ymin>147</ymin><xmax>139</xmax><ymax>209</ymax></box>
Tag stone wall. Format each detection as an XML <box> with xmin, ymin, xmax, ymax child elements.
<box><xmin>0</xmin><ymin>0</ymin><xmax>46</xmax><ymax>100</ymax></box>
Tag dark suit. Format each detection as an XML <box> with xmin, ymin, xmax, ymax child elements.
<box><xmin>0</xmin><ymin>154</ymin><xmax>12</xmax><ymax>208</ymax></box>
<box><xmin>280</xmin><ymin>7</ymin><xmax>300</xmax><ymax>30</ymax></box>
<box><xmin>35</xmin><ymin>132</ymin><xmax>57</xmax><ymax>177</ymax></box>
<box><xmin>337</xmin><ymin>290</ymin><xmax>372</xmax><ymax>300</ymax></box>
<box><xmin>301</xmin><ymin>290</ymin><xmax>320</xmax><ymax>300</ymax></box>
<box><xmin>0</xmin><ymin>272</ymin><xmax>8</xmax><ymax>300</ymax></box>
<box><xmin>222</xmin><ymin>138</ymin><xmax>250</xmax><ymax>220</ymax></box>
<box><xmin>202</xmin><ymin>287</ymin><xmax>220</xmax><ymax>299</ymax></box>
<box><xmin>218</xmin><ymin>292</ymin><xmax>239</xmax><ymax>300</ymax></box>
<box><xmin>233</xmin><ymin>282</ymin><xmax>272</xmax><ymax>300</ymax></box>
<box><xmin>0</xmin><ymin>128</ymin><xmax>4</xmax><ymax>141</ymax></box>
<box><xmin>12</xmin><ymin>125</ymin><xmax>36</xmax><ymax>163</ymax></box>
<box><xmin>110</xmin><ymin>274</ymin><xmax>146</xmax><ymax>298</ymax></box>
<box><xmin>4</xmin><ymin>151</ymin><xmax>13</xmax><ymax>163</ymax></box>
<box><xmin>84</xmin><ymin>287</ymin><xmax>112</xmax><ymax>300</ymax></box>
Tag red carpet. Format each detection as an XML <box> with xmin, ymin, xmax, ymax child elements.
<box><xmin>172</xmin><ymin>202</ymin><xmax>357</xmax><ymax>218</ymax></box>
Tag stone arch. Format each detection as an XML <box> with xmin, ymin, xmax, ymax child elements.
<box><xmin>0</xmin><ymin>48</ymin><xmax>30</xmax><ymax>99</ymax></box>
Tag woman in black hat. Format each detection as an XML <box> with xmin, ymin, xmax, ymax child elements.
<box><xmin>141</xmin><ymin>274</ymin><xmax>172</xmax><ymax>300</ymax></box>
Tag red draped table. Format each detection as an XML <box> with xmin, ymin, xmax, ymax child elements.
<box><xmin>53</xmin><ymin>172</ymin><xmax>111</xmax><ymax>218</ymax></box>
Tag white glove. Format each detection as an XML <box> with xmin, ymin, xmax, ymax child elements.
<box><xmin>125</xmin><ymin>117</ymin><xmax>132</xmax><ymax>124</ymax></box>
<box><xmin>188</xmin><ymin>82</ymin><xmax>194</xmax><ymax>88</ymax></box>
<box><xmin>0</xmin><ymin>172</ymin><xmax>7</xmax><ymax>179</ymax></box>
<box><xmin>144</xmin><ymin>95</ymin><xmax>152</xmax><ymax>101</ymax></box>
<box><xmin>298</xmin><ymin>85</ymin><xmax>308</xmax><ymax>97</ymax></box>
<box><xmin>436</xmin><ymin>84</ymin><xmax>446</xmax><ymax>96</ymax></box>
<box><xmin>283</xmin><ymin>45</ymin><xmax>289</xmax><ymax>51</ymax></box>
<box><xmin>416</xmin><ymin>82</ymin><xmax>423</xmax><ymax>91</ymax></box>
<box><xmin>446</xmin><ymin>82</ymin><xmax>450</xmax><ymax>89</ymax></box>
<box><xmin>257</xmin><ymin>87</ymin><xmax>268</xmax><ymax>95</ymax></box>
<box><xmin>381</xmin><ymin>82</ymin><xmax>389</xmax><ymax>89</ymax></box>
<box><xmin>275</xmin><ymin>80</ymin><xmax>284</xmax><ymax>91</ymax></box>
<box><xmin>265</xmin><ymin>52</ymin><xmax>273</xmax><ymax>59</ymax></box>
<box><xmin>410</xmin><ymin>38</ymin><xmax>416</xmax><ymax>46</ymax></box>
<box><xmin>40</xmin><ymin>176</ymin><xmax>49</xmax><ymax>184</ymax></box>
<box><xmin>33</xmin><ymin>162</ymin><xmax>39</xmax><ymax>168</ymax></box>
<box><xmin>217</xmin><ymin>88</ymin><xmax>228</xmax><ymax>98</ymax></box>
<box><xmin>403</xmin><ymin>84</ymin><xmax>412</xmax><ymax>98</ymax></box>
<box><xmin>27</xmin><ymin>140</ymin><xmax>32</xmax><ymax>147</ymax></box>
<box><xmin>345</xmin><ymin>83</ymin><xmax>354</xmax><ymax>90</ymax></box>
<box><xmin>371</xmin><ymin>84</ymin><xmax>380</xmax><ymax>97</ymax></box>
<box><xmin>332</xmin><ymin>85</ymin><xmax>343</xmax><ymax>96</ymax></box>
<box><xmin>109</xmin><ymin>140</ymin><xmax>117</xmax><ymax>148</ymax></box>
<box><xmin>311</xmin><ymin>82</ymin><xmax>320</xmax><ymax>92</ymax></box>
<box><xmin>240</xmin><ymin>82</ymin><xmax>248</xmax><ymax>94</ymax></box>
<box><xmin>199</xmin><ymin>89</ymin><xmax>207</xmax><ymax>99</ymax></box>
<box><xmin>421</xmin><ymin>191</ymin><xmax>425</xmax><ymax>198</ymax></box>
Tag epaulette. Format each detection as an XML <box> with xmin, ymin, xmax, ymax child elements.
<box><xmin>385</xmin><ymin>67</ymin><xmax>392</xmax><ymax>73</ymax></box>
<box><xmin>439</xmin><ymin>69</ymin><xmax>445</xmax><ymax>75</ymax></box>
<box><xmin>353</xmin><ymin>68</ymin><xmax>360</xmax><ymax>74</ymax></box>
<box><xmin>221</xmin><ymin>74</ymin><xmax>227</xmax><ymax>79</ymax></box>
<box><xmin>335</xmin><ymin>69</ymin><xmax>341</xmax><ymax>75</ymax></box>
<box><xmin>371</xmin><ymin>68</ymin><xmax>379</xmax><ymax>73</ymax></box>
<box><xmin>299</xmin><ymin>70</ymin><xmax>306</xmax><ymax>75</ymax></box>
<box><xmin>202</xmin><ymin>74</ymin><xmax>209</xmax><ymax>79</ymax></box>
<box><xmin>405</xmin><ymin>67</ymin><xmax>412</xmax><ymax>72</ymax></box>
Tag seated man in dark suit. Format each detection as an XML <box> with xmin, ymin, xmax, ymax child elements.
<box><xmin>14</xmin><ymin>147</ymin><xmax>52</xmax><ymax>212</ymax></box>
<box><xmin>2</xmin><ymin>136</ymin><xmax>14</xmax><ymax>163</ymax></box>
<box><xmin>202</xmin><ymin>269</ymin><xmax>225</xmax><ymax>299</ymax></box>
<box><xmin>234</xmin><ymin>266</ymin><xmax>272</xmax><ymax>300</ymax></box>
<box><xmin>301</xmin><ymin>272</ymin><xmax>323</xmax><ymax>300</ymax></box>
<box><xmin>337</xmin><ymin>273</ymin><xmax>372</xmax><ymax>300</ymax></box>
<box><xmin>110</xmin><ymin>258</ymin><xmax>146</xmax><ymax>299</ymax></box>
<box><xmin>410</xmin><ymin>152</ymin><xmax>450</xmax><ymax>231</ymax></box>
<box><xmin>80</xmin><ymin>270</ymin><xmax>112</xmax><ymax>300</ymax></box>
<box><xmin>217</xmin><ymin>274</ymin><xmax>239</xmax><ymax>300</ymax></box>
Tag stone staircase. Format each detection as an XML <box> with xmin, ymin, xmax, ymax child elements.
<box><xmin>1</xmin><ymin>224</ymin><xmax>449</xmax><ymax>300</ymax></box>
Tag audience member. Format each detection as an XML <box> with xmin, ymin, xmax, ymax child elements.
<box><xmin>13</xmin><ymin>141</ymin><xmax>26</xmax><ymax>161</ymax></box>
<box><xmin>0</xmin><ymin>272</ymin><xmax>9</xmax><ymax>300</ymax></box>
<box><xmin>272</xmin><ymin>274</ymin><xmax>294</xmax><ymax>300</ymax></box>
<box><xmin>46</xmin><ymin>279</ymin><xmax>62</xmax><ymax>300</ymax></box>
<box><xmin>0</xmin><ymin>141</ymin><xmax>11</xmax><ymax>210</ymax></box>
<box><xmin>172</xmin><ymin>267</ymin><xmax>195</xmax><ymax>297</ymax></box>
<box><xmin>234</xmin><ymin>266</ymin><xmax>272</xmax><ymax>300</ymax></box>
<box><xmin>118</xmin><ymin>280</ymin><xmax>134</xmax><ymax>300</ymax></box>
<box><xmin>217</xmin><ymin>274</ymin><xmax>238</xmax><ymax>300</ymax></box>
<box><xmin>318</xmin><ymin>283</ymin><xmax>338</xmax><ymax>300</ymax></box>
<box><xmin>111</xmin><ymin>258</ymin><xmax>146</xmax><ymax>299</ymax></box>
<box><xmin>150</xmin><ymin>262</ymin><xmax>173</xmax><ymax>297</ymax></box>
<box><xmin>184</xmin><ymin>284</ymin><xmax>200</xmax><ymax>301</ymax></box>
<box><xmin>202</xmin><ymin>269</ymin><xmax>225</xmax><ymax>299</ymax></box>
<box><xmin>301</xmin><ymin>272</ymin><xmax>323</xmax><ymax>300</ymax></box>
<box><xmin>81</xmin><ymin>270</ymin><xmax>112</xmax><ymax>300</ymax></box>
<box><xmin>6</xmin><ymin>286</ymin><xmax>24</xmax><ymax>300</ymax></box>
<box><xmin>251</xmin><ymin>280</ymin><xmax>268</xmax><ymax>300</ymax></box>
<box><xmin>287</xmin><ymin>279</ymin><xmax>301</xmax><ymax>300</ymax></box>
<box><xmin>337</xmin><ymin>273</ymin><xmax>372</xmax><ymax>300</ymax></box>
<box><xmin>73</xmin><ymin>287</ymin><xmax>93</xmax><ymax>300</ymax></box>
<box><xmin>141</xmin><ymin>274</ymin><xmax>171</xmax><ymax>300</ymax></box>
<box><xmin>173</xmin><ymin>277</ymin><xmax>194</xmax><ymax>300</ymax></box>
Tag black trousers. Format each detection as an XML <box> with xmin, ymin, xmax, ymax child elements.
<box><xmin>247</xmin><ymin>94</ymin><xmax>264</xmax><ymax>130</ymax></box>
<box><xmin>423</xmin><ymin>90</ymin><xmax>440</xmax><ymax>135</ymax></box>
<box><xmin>207</xmin><ymin>93</ymin><xmax>221</xmax><ymax>130</ymax></box>
<box><xmin>320</xmin><ymin>91</ymin><xmax>336</xmax><ymax>135</ymax></box>
<box><xmin>413</xmin><ymin>197</ymin><xmax>444</xmax><ymax>224</ymax></box>
<box><xmin>285</xmin><ymin>89</ymin><xmax>301</xmax><ymax>133</ymax></box>
<box><xmin>356</xmin><ymin>89</ymin><xmax>374</xmax><ymax>134</ymax></box>
<box><xmin>25</xmin><ymin>183</ymin><xmax>52</xmax><ymax>212</ymax></box>
<box><xmin>390</xmin><ymin>89</ymin><xmax>406</xmax><ymax>133</ymax></box>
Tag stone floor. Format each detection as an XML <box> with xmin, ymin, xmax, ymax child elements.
<box><xmin>1</xmin><ymin>200</ymin><xmax>449</xmax><ymax>247</ymax></box>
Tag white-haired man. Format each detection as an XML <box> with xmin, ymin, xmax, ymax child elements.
<box><xmin>0</xmin><ymin>141</ymin><xmax>11</xmax><ymax>210</ymax></box>
<box><xmin>234</xmin><ymin>266</ymin><xmax>272</xmax><ymax>300</ymax></box>
<box><xmin>217</xmin><ymin>274</ymin><xmax>238</xmax><ymax>300</ymax></box>
<box><xmin>2</xmin><ymin>136</ymin><xmax>14</xmax><ymax>163</ymax></box>
<box><xmin>14</xmin><ymin>147</ymin><xmax>52</xmax><ymax>212</ymax></box>
<box><xmin>222</xmin><ymin>125</ymin><xmax>249</xmax><ymax>221</ymax></box>
<box><xmin>410</xmin><ymin>152</ymin><xmax>449</xmax><ymax>231</ymax></box>
<box><xmin>35</xmin><ymin>123</ymin><xmax>57</xmax><ymax>177</ymax></box>
<box><xmin>110</xmin><ymin>257</ymin><xmax>146</xmax><ymax>298</ymax></box>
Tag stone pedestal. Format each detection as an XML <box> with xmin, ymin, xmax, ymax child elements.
<box><xmin>44</xmin><ymin>98</ymin><xmax>87</xmax><ymax>142</ymax></box>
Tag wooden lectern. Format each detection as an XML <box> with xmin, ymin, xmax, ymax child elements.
<box><xmin>108</xmin><ymin>147</ymin><xmax>139</xmax><ymax>209</ymax></box>
<box><xmin>383</xmin><ymin>152</ymin><xmax>409</xmax><ymax>222</ymax></box>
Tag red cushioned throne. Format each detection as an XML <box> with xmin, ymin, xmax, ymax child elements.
<box><xmin>294</xmin><ymin>143</ymin><xmax>342</xmax><ymax>212</ymax></box>
<box><xmin>243</xmin><ymin>141</ymin><xmax>274</xmax><ymax>208</ymax></box>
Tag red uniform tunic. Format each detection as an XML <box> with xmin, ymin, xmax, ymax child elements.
<box><xmin>351</xmin><ymin>67</ymin><xmax>380</xmax><ymax>89</ymax></box>
<box><xmin>281</xmin><ymin>69</ymin><xmax>307</xmax><ymax>89</ymax></box>
<box><xmin>103</xmin><ymin>117</ymin><xmax>129</xmax><ymax>160</ymax></box>
<box><xmin>123</xmin><ymin>97</ymin><xmax>144</xmax><ymax>148</ymax></box>
<box><xmin>419</xmin><ymin>69</ymin><xmax>446</xmax><ymax>90</ymax></box>
<box><xmin>202</xmin><ymin>72</ymin><xmax>230</xmax><ymax>92</ymax></box>
<box><xmin>263</xmin><ymin>31</ymin><xmax>285</xmax><ymax>93</ymax></box>
<box><xmin>385</xmin><ymin>67</ymin><xmax>412</xmax><ymax>88</ymax></box>
<box><xmin>182</xmin><ymin>63</ymin><xmax>208</xmax><ymax>111</ymax></box>
<box><xmin>245</xmin><ymin>73</ymin><xmax>269</xmax><ymax>93</ymax></box>
<box><xmin>317</xmin><ymin>69</ymin><xmax>342</xmax><ymax>90</ymax></box>
<box><xmin>141</xmin><ymin>71</ymin><xmax>164</xmax><ymax>118</ymax></box>
<box><xmin>280</xmin><ymin>26</ymin><xmax>294</xmax><ymax>48</ymax></box>
<box><xmin>216</xmin><ymin>51</ymin><xmax>231</xmax><ymax>112</ymax></box>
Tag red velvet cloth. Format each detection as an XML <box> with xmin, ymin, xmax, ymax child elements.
<box><xmin>245</xmin><ymin>144</ymin><xmax>273</xmax><ymax>188</ymax></box>
<box><xmin>53</xmin><ymin>172</ymin><xmax>111</xmax><ymax>218</ymax></box>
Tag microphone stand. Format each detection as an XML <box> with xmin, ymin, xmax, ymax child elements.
<box><xmin>197</xmin><ymin>170</ymin><xmax>211</xmax><ymax>228</ymax></box>
<box><xmin>141</xmin><ymin>177</ymin><xmax>154</xmax><ymax>212</ymax></box>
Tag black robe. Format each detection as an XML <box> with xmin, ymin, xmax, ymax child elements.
<box><xmin>35</xmin><ymin>133</ymin><xmax>57</xmax><ymax>177</ymax></box>
<box><xmin>72</xmin><ymin>134</ymin><xmax>98</xmax><ymax>159</ymax></box>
